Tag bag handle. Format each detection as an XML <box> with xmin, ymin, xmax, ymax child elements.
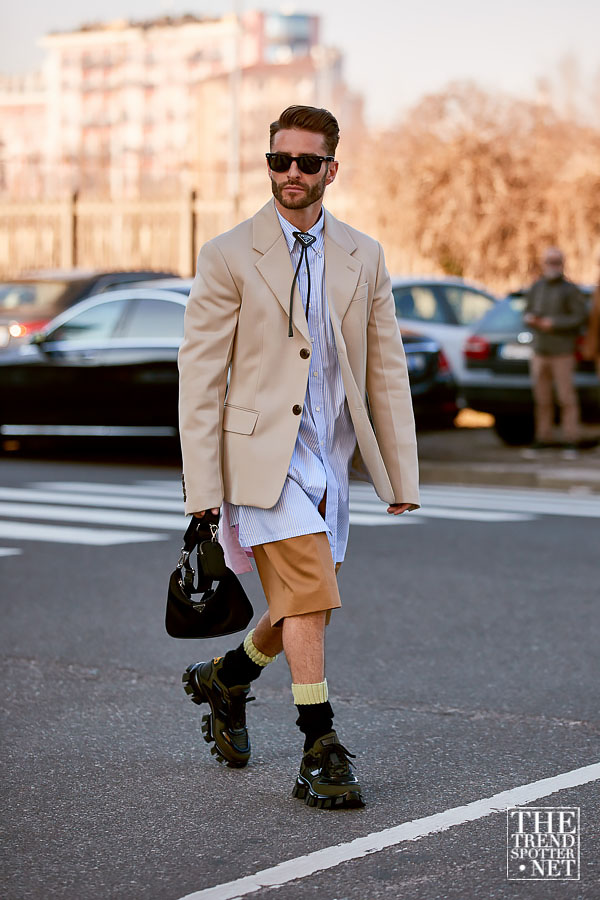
<box><xmin>177</xmin><ymin>511</ymin><xmax>222</xmax><ymax>595</ymax></box>
<box><xmin>181</xmin><ymin>510</ymin><xmax>220</xmax><ymax>552</ymax></box>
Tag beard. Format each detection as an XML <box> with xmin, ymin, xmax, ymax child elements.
<box><xmin>543</xmin><ymin>267</ymin><xmax>563</xmax><ymax>281</ymax></box>
<box><xmin>271</xmin><ymin>170</ymin><xmax>328</xmax><ymax>209</ymax></box>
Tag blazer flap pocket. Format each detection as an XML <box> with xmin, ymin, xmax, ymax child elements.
<box><xmin>352</xmin><ymin>283</ymin><xmax>369</xmax><ymax>303</ymax></box>
<box><xmin>223</xmin><ymin>404</ymin><xmax>259</xmax><ymax>435</ymax></box>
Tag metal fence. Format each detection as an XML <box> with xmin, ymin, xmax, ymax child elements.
<box><xmin>0</xmin><ymin>193</ymin><xmax>236</xmax><ymax>277</ymax></box>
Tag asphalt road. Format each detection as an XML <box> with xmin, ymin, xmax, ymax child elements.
<box><xmin>1</xmin><ymin>452</ymin><xmax>599</xmax><ymax>900</ymax></box>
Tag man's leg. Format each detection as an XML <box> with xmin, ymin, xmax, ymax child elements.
<box><xmin>552</xmin><ymin>354</ymin><xmax>580</xmax><ymax>445</ymax></box>
<box><xmin>530</xmin><ymin>354</ymin><xmax>554</xmax><ymax>443</ymax></box>
<box><xmin>283</xmin><ymin>610</ymin><xmax>336</xmax><ymax>752</ymax></box>
<box><xmin>252</xmin><ymin>533</ymin><xmax>363</xmax><ymax>809</ymax></box>
<box><xmin>283</xmin><ymin>610</ymin><xmax>325</xmax><ymax>683</ymax></box>
<box><xmin>182</xmin><ymin>613</ymin><xmax>280</xmax><ymax>768</ymax></box>
<box><xmin>253</xmin><ymin>610</ymin><xmax>284</xmax><ymax>657</ymax></box>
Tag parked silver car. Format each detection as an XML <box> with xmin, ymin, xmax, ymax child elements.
<box><xmin>392</xmin><ymin>276</ymin><xmax>498</xmax><ymax>389</ymax></box>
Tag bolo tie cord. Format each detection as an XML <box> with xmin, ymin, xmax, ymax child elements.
<box><xmin>288</xmin><ymin>232</ymin><xmax>316</xmax><ymax>338</ymax></box>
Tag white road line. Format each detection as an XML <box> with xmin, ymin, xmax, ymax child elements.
<box><xmin>178</xmin><ymin>761</ymin><xmax>600</xmax><ymax>900</ymax></box>
<box><xmin>407</xmin><ymin>507</ymin><xmax>534</xmax><ymax>522</ymax></box>
<box><xmin>138</xmin><ymin>479</ymin><xmax>183</xmax><ymax>490</ymax></box>
<box><xmin>28</xmin><ymin>480</ymin><xmax>599</xmax><ymax>518</ymax></box>
<box><xmin>420</xmin><ymin>491</ymin><xmax>600</xmax><ymax>518</ymax></box>
<box><xmin>349</xmin><ymin>501</ymin><xmax>533</xmax><ymax>523</ymax></box>
<box><xmin>419</xmin><ymin>485</ymin><xmax>599</xmax><ymax>503</ymax></box>
<box><xmin>352</xmin><ymin>485</ymin><xmax>600</xmax><ymax>519</ymax></box>
<box><xmin>0</xmin><ymin>521</ymin><xmax>166</xmax><ymax>545</ymax></box>
<box><xmin>15</xmin><ymin>480</ymin><xmax>597</xmax><ymax>534</ymax></box>
<box><xmin>349</xmin><ymin>512</ymin><xmax>424</xmax><ymax>526</ymax></box>
<box><xmin>0</xmin><ymin>501</ymin><xmax>186</xmax><ymax>530</ymax></box>
<box><xmin>32</xmin><ymin>481</ymin><xmax>181</xmax><ymax>498</ymax></box>
<box><xmin>0</xmin><ymin>486</ymin><xmax>182</xmax><ymax>512</ymax></box>
<box><xmin>0</xmin><ymin>546</ymin><xmax>22</xmax><ymax>557</ymax></box>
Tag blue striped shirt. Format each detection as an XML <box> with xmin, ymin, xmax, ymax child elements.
<box><xmin>227</xmin><ymin>207</ymin><xmax>357</xmax><ymax>562</ymax></box>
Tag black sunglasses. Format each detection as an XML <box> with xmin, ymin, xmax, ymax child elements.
<box><xmin>266</xmin><ymin>152</ymin><xmax>334</xmax><ymax>175</ymax></box>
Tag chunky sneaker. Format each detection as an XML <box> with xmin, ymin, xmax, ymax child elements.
<box><xmin>182</xmin><ymin>657</ymin><xmax>254</xmax><ymax>768</ymax></box>
<box><xmin>292</xmin><ymin>730</ymin><xmax>365</xmax><ymax>809</ymax></box>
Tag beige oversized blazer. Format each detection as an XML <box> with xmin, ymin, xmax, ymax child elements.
<box><xmin>178</xmin><ymin>198</ymin><xmax>420</xmax><ymax>516</ymax></box>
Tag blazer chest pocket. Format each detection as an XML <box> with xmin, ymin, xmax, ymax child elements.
<box><xmin>223</xmin><ymin>403</ymin><xmax>259</xmax><ymax>435</ymax></box>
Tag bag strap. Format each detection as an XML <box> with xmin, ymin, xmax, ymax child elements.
<box><xmin>178</xmin><ymin>511</ymin><xmax>221</xmax><ymax>595</ymax></box>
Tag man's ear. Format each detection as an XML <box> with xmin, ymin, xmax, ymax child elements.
<box><xmin>325</xmin><ymin>161</ymin><xmax>339</xmax><ymax>186</ymax></box>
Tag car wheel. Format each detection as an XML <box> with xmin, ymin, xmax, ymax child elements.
<box><xmin>493</xmin><ymin>414</ymin><xmax>534</xmax><ymax>446</ymax></box>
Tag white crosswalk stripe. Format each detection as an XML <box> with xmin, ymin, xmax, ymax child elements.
<box><xmin>350</xmin><ymin>484</ymin><xmax>600</xmax><ymax>520</ymax></box>
<box><xmin>32</xmin><ymin>481</ymin><xmax>182</xmax><ymax>498</ymax></box>
<box><xmin>0</xmin><ymin>500</ymin><xmax>185</xmax><ymax>530</ymax></box>
<box><xmin>0</xmin><ymin>520</ymin><xmax>165</xmax><ymax>545</ymax></box>
<box><xmin>0</xmin><ymin>486</ymin><xmax>182</xmax><ymax>512</ymax></box>
<box><xmin>349</xmin><ymin>498</ymin><xmax>533</xmax><ymax>523</ymax></box>
<box><xmin>0</xmin><ymin>478</ymin><xmax>597</xmax><ymax>551</ymax></box>
<box><xmin>349</xmin><ymin>511</ymin><xmax>425</xmax><ymax>526</ymax></box>
<box><xmin>419</xmin><ymin>485</ymin><xmax>600</xmax><ymax>519</ymax></box>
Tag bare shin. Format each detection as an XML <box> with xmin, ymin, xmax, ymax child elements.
<box><xmin>282</xmin><ymin>610</ymin><xmax>326</xmax><ymax>683</ymax></box>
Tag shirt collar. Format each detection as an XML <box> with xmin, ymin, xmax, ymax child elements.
<box><xmin>276</xmin><ymin>206</ymin><xmax>324</xmax><ymax>253</ymax></box>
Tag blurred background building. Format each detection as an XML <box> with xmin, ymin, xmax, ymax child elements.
<box><xmin>0</xmin><ymin>10</ymin><xmax>362</xmax><ymax>206</ymax></box>
<box><xmin>0</xmin><ymin>8</ymin><xmax>597</xmax><ymax>288</ymax></box>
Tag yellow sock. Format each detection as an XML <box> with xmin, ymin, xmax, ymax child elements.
<box><xmin>243</xmin><ymin>629</ymin><xmax>278</xmax><ymax>666</ymax></box>
<box><xmin>292</xmin><ymin>679</ymin><xmax>328</xmax><ymax>705</ymax></box>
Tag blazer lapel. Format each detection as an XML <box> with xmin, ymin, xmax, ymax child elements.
<box><xmin>323</xmin><ymin>209</ymin><xmax>361</xmax><ymax>326</ymax></box>
<box><xmin>253</xmin><ymin>200</ymin><xmax>311</xmax><ymax>343</ymax></box>
<box><xmin>252</xmin><ymin>200</ymin><xmax>362</xmax><ymax>341</ymax></box>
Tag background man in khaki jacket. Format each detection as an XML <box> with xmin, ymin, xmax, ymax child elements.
<box><xmin>524</xmin><ymin>247</ymin><xmax>588</xmax><ymax>458</ymax></box>
<box><xmin>178</xmin><ymin>106</ymin><xmax>419</xmax><ymax>810</ymax></box>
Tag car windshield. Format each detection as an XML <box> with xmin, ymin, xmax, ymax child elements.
<box><xmin>477</xmin><ymin>295</ymin><xmax>527</xmax><ymax>332</ymax></box>
<box><xmin>442</xmin><ymin>286</ymin><xmax>496</xmax><ymax>326</ymax></box>
<box><xmin>0</xmin><ymin>281</ymin><xmax>72</xmax><ymax>312</ymax></box>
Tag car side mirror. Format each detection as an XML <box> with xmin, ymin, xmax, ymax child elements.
<box><xmin>30</xmin><ymin>332</ymin><xmax>49</xmax><ymax>347</ymax></box>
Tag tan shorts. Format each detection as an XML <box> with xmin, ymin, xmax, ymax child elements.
<box><xmin>251</xmin><ymin>531</ymin><xmax>342</xmax><ymax>627</ymax></box>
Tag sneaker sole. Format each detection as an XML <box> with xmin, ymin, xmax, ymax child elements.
<box><xmin>292</xmin><ymin>777</ymin><xmax>365</xmax><ymax>810</ymax></box>
<box><xmin>182</xmin><ymin>666</ymin><xmax>249</xmax><ymax>769</ymax></box>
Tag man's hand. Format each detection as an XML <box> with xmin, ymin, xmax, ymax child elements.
<box><xmin>524</xmin><ymin>313</ymin><xmax>553</xmax><ymax>331</ymax></box>
<box><xmin>387</xmin><ymin>503</ymin><xmax>418</xmax><ymax>515</ymax></box>
<box><xmin>536</xmin><ymin>316</ymin><xmax>553</xmax><ymax>331</ymax></box>
<box><xmin>193</xmin><ymin>508</ymin><xmax>220</xmax><ymax>518</ymax></box>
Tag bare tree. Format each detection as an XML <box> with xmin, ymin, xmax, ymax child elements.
<box><xmin>347</xmin><ymin>81</ymin><xmax>600</xmax><ymax>292</ymax></box>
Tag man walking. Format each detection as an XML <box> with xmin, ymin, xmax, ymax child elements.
<box><xmin>177</xmin><ymin>106</ymin><xmax>419</xmax><ymax>810</ymax></box>
<box><xmin>524</xmin><ymin>247</ymin><xmax>587</xmax><ymax>456</ymax></box>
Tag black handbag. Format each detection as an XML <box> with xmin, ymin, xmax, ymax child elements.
<box><xmin>166</xmin><ymin>511</ymin><xmax>253</xmax><ymax>639</ymax></box>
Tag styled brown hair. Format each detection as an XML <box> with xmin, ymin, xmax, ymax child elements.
<box><xmin>270</xmin><ymin>105</ymin><xmax>340</xmax><ymax>157</ymax></box>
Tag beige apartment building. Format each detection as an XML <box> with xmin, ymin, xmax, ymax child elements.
<box><xmin>0</xmin><ymin>11</ymin><xmax>362</xmax><ymax>205</ymax></box>
<box><xmin>0</xmin><ymin>72</ymin><xmax>47</xmax><ymax>197</ymax></box>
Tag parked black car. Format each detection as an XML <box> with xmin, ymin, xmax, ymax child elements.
<box><xmin>0</xmin><ymin>268</ymin><xmax>175</xmax><ymax>349</ymax></box>
<box><xmin>0</xmin><ymin>288</ymin><xmax>187</xmax><ymax>438</ymax></box>
<box><xmin>401</xmin><ymin>331</ymin><xmax>457</xmax><ymax>426</ymax></box>
<box><xmin>462</xmin><ymin>288</ymin><xmax>598</xmax><ymax>445</ymax></box>
<box><xmin>140</xmin><ymin>278</ymin><xmax>458</xmax><ymax>426</ymax></box>
<box><xmin>0</xmin><ymin>285</ymin><xmax>456</xmax><ymax>441</ymax></box>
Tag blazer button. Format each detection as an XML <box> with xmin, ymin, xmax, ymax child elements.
<box><xmin>292</xmin><ymin>404</ymin><xmax>302</xmax><ymax>415</ymax></box>
<box><xmin>299</xmin><ymin>348</ymin><xmax>310</xmax><ymax>359</ymax></box>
